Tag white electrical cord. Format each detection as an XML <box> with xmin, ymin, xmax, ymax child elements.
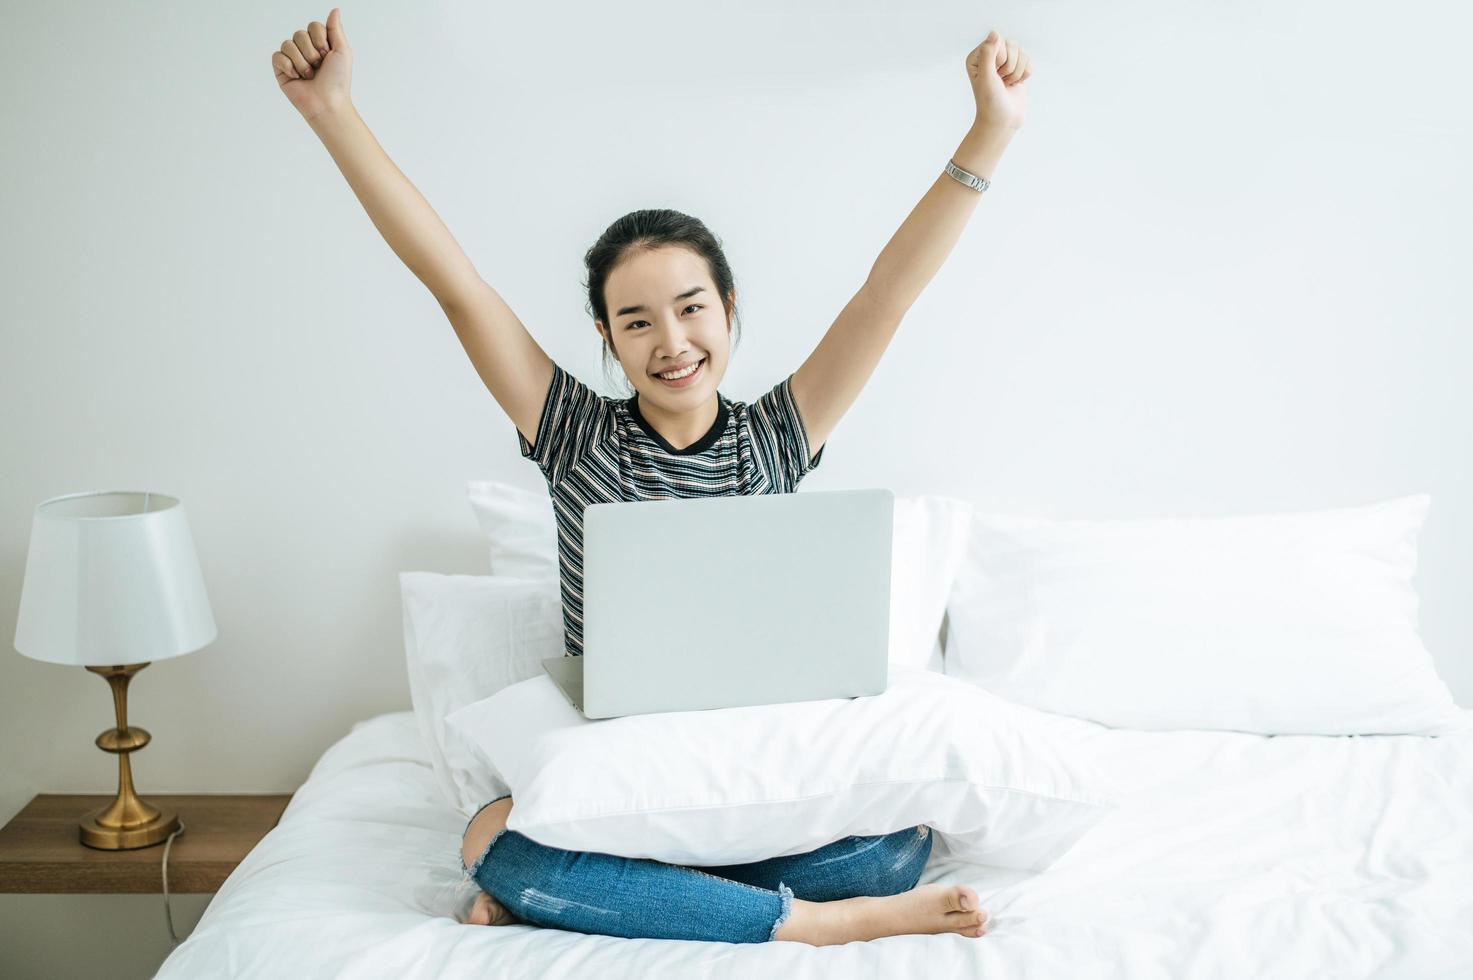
<box><xmin>162</xmin><ymin>819</ymin><xmax>189</xmax><ymax>946</ymax></box>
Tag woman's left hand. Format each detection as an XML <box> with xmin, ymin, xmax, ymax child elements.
<box><xmin>966</xmin><ymin>30</ymin><xmax>1031</xmax><ymax>135</ymax></box>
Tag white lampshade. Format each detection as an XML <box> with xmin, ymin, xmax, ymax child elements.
<box><xmin>14</xmin><ymin>490</ymin><xmax>217</xmax><ymax>667</ymax></box>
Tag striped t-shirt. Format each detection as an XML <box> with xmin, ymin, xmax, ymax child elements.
<box><xmin>519</xmin><ymin>362</ymin><xmax>826</xmax><ymax>657</ymax></box>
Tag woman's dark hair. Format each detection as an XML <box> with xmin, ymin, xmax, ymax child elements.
<box><xmin>583</xmin><ymin>208</ymin><xmax>742</xmax><ymax>395</ymax></box>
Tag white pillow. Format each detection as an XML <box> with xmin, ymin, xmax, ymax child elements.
<box><xmin>888</xmin><ymin>495</ymin><xmax>973</xmax><ymax>668</ymax></box>
<box><xmin>442</xmin><ymin>664</ymin><xmax>1118</xmax><ymax>872</ymax></box>
<box><xmin>945</xmin><ymin>493</ymin><xmax>1470</xmax><ymax>736</ymax></box>
<box><xmin>466</xmin><ymin>479</ymin><xmax>968</xmax><ymax>668</ymax></box>
<box><xmin>466</xmin><ymin>479</ymin><xmax>559</xmax><ymax>580</ymax></box>
<box><xmin>399</xmin><ymin>572</ymin><xmax>565</xmax><ymax>812</ymax></box>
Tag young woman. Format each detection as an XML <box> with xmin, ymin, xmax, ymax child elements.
<box><xmin>273</xmin><ymin>8</ymin><xmax>1030</xmax><ymax>945</ymax></box>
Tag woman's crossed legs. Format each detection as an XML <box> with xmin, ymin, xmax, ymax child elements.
<box><xmin>459</xmin><ymin>795</ymin><xmax>987</xmax><ymax>944</ymax></box>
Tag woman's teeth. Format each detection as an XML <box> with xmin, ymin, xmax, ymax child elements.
<box><xmin>657</xmin><ymin>359</ymin><xmax>703</xmax><ymax>381</ymax></box>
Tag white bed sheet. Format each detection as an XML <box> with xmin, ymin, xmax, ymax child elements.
<box><xmin>156</xmin><ymin>707</ymin><xmax>1473</xmax><ymax>979</ymax></box>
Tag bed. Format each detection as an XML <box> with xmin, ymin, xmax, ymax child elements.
<box><xmin>155</xmin><ymin>697</ymin><xmax>1473</xmax><ymax>979</ymax></box>
<box><xmin>157</xmin><ymin>488</ymin><xmax>1473</xmax><ymax>976</ymax></box>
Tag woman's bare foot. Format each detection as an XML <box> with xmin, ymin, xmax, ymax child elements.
<box><xmin>466</xmin><ymin>889</ymin><xmax>522</xmax><ymax>926</ymax></box>
<box><xmin>774</xmin><ymin>883</ymin><xmax>987</xmax><ymax>945</ymax></box>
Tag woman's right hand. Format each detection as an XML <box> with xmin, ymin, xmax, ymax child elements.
<box><xmin>272</xmin><ymin>7</ymin><xmax>353</xmax><ymax>122</ymax></box>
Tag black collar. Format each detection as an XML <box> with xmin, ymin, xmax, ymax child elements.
<box><xmin>627</xmin><ymin>394</ymin><xmax>729</xmax><ymax>455</ymax></box>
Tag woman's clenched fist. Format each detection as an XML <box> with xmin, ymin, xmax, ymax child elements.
<box><xmin>272</xmin><ymin>7</ymin><xmax>353</xmax><ymax>121</ymax></box>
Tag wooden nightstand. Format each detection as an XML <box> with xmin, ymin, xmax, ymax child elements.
<box><xmin>0</xmin><ymin>794</ymin><xmax>292</xmax><ymax>894</ymax></box>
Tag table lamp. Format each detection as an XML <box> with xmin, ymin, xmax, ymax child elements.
<box><xmin>13</xmin><ymin>490</ymin><xmax>217</xmax><ymax>850</ymax></box>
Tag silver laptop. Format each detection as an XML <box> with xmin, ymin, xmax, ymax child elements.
<box><xmin>543</xmin><ymin>488</ymin><xmax>893</xmax><ymax>719</ymax></box>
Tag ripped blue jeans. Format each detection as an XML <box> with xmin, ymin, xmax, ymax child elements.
<box><xmin>460</xmin><ymin>794</ymin><xmax>934</xmax><ymax>943</ymax></box>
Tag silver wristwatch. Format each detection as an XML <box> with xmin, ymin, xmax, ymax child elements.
<box><xmin>944</xmin><ymin>158</ymin><xmax>991</xmax><ymax>193</ymax></box>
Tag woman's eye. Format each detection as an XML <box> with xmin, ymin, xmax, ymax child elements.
<box><xmin>628</xmin><ymin>304</ymin><xmax>702</xmax><ymax>330</ymax></box>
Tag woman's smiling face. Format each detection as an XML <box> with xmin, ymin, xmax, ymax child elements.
<box><xmin>597</xmin><ymin>244</ymin><xmax>732</xmax><ymax>404</ymax></box>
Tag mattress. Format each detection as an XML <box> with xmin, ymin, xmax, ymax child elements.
<box><xmin>155</xmin><ymin>707</ymin><xmax>1473</xmax><ymax>979</ymax></box>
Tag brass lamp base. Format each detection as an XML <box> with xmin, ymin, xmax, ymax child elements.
<box><xmin>81</xmin><ymin>804</ymin><xmax>180</xmax><ymax>850</ymax></box>
<box><xmin>81</xmin><ymin>662</ymin><xmax>181</xmax><ymax>850</ymax></box>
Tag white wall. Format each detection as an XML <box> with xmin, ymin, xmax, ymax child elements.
<box><xmin>2</xmin><ymin>0</ymin><xmax>1470</xmax><ymax>968</ymax></box>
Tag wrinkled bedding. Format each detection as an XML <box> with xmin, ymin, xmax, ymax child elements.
<box><xmin>156</xmin><ymin>708</ymin><xmax>1473</xmax><ymax>979</ymax></box>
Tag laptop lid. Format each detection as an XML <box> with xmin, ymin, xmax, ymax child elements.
<box><xmin>577</xmin><ymin>487</ymin><xmax>893</xmax><ymax>719</ymax></box>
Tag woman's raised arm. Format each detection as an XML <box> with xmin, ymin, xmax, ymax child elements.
<box><xmin>272</xmin><ymin>8</ymin><xmax>479</xmax><ymax>304</ymax></box>
<box><xmin>271</xmin><ymin>9</ymin><xmax>555</xmax><ymax>445</ymax></box>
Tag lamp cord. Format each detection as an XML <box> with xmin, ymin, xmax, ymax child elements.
<box><xmin>162</xmin><ymin>819</ymin><xmax>188</xmax><ymax>946</ymax></box>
